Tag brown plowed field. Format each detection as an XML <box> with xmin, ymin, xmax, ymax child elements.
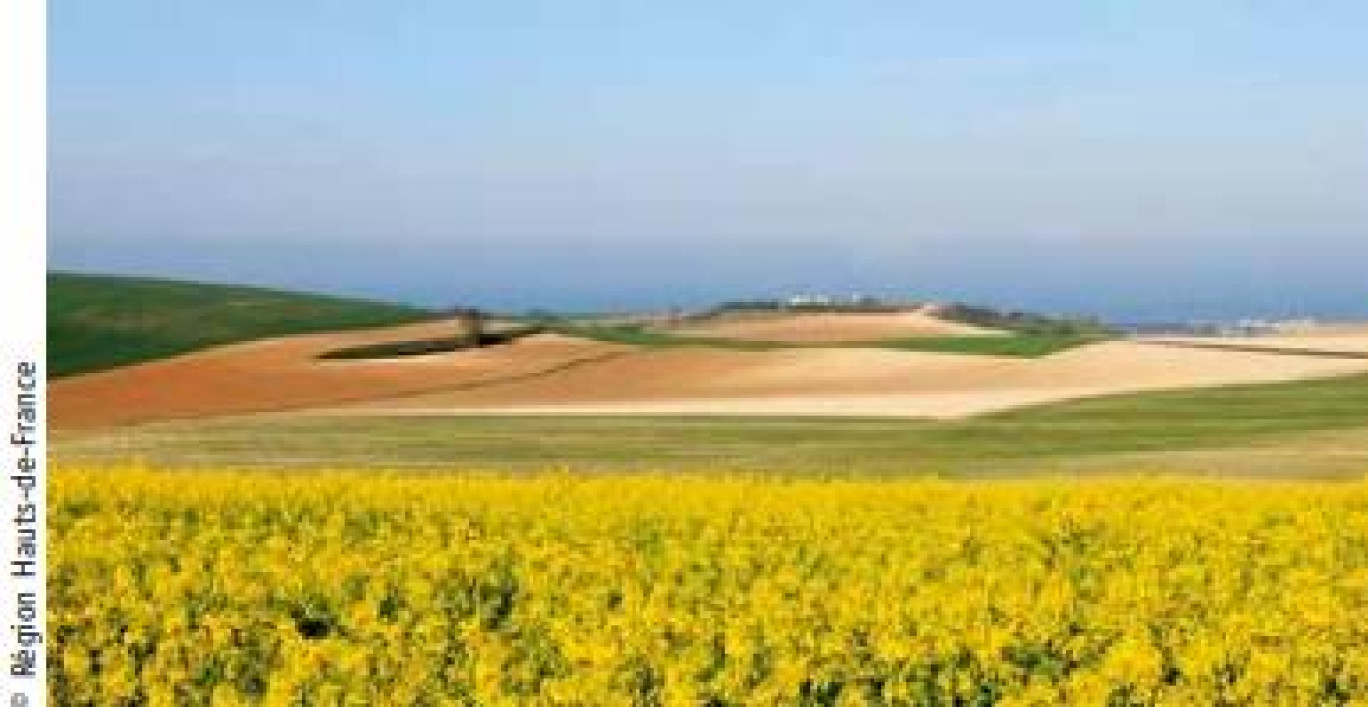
<box><xmin>50</xmin><ymin>322</ymin><xmax>625</xmax><ymax>430</ymax></box>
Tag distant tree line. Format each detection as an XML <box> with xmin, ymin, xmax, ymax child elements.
<box><xmin>934</xmin><ymin>303</ymin><xmax>1116</xmax><ymax>337</ymax></box>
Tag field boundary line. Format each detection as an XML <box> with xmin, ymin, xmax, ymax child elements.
<box><xmin>234</xmin><ymin>349</ymin><xmax>635</xmax><ymax>417</ymax></box>
<box><xmin>1139</xmin><ymin>340</ymin><xmax>1368</xmax><ymax>360</ymax></box>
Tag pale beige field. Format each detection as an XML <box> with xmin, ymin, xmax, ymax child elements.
<box><xmin>335</xmin><ymin>340</ymin><xmax>1368</xmax><ymax>419</ymax></box>
<box><xmin>671</xmin><ymin>308</ymin><xmax>1004</xmax><ymax>342</ymax></box>
<box><xmin>1148</xmin><ymin>334</ymin><xmax>1368</xmax><ymax>355</ymax></box>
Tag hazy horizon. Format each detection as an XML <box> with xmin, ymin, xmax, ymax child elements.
<box><xmin>49</xmin><ymin>231</ymin><xmax>1368</xmax><ymax>324</ymax></box>
<box><xmin>50</xmin><ymin>2</ymin><xmax>1368</xmax><ymax>321</ymax></box>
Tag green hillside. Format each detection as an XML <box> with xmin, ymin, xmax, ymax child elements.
<box><xmin>49</xmin><ymin>273</ymin><xmax>434</xmax><ymax>377</ymax></box>
<box><xmin>548</xmin><ymin>322</ymin><xmax>1098</xmax><ymax>357</ymax></box>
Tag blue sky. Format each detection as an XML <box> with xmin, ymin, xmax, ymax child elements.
<box><xmin>50</xmin><ymin>1</ymin><xmax>1368</xmax><ymax>320</ymax></box>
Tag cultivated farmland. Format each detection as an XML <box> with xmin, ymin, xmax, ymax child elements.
<box><xmin>51</xmin><ymin>469</ymin><xmax>1368</xmax><ymax>704</ymax></box>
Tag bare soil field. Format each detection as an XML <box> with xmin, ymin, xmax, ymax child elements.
<box><xmin>1147</xmin><ymin>335</ymin><xmax>1368</xmax><ymax>356</ymax></box>
<box><xmin>52</xmin><ymin>316</ymin><xmax>1368</xmax><ymax>431</ymax></box>
<box><xmin>331</xmin><ymin>340</ymin><xmax>1368</xmax><ymax>420</ymax></box>
<box><xmin>49</xmin><ymin>321</ymin><xmax>625</xmax><ymax>429</ymax></box>
<box><xmin>671</xmin><ymin>308</ymin><xmax>1004</xmax><ymax>342</ymax></box>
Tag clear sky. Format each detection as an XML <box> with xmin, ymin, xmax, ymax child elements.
<box><xmin>50</xmin><ymin>1</ymin><xmax>1368</xmax><ymax>320</ymax></box>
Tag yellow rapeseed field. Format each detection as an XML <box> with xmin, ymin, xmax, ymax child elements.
<box><xmin>51</xmin><ymin>468</ymin><xmax>1368</xmax><ymax>705</ymax></box>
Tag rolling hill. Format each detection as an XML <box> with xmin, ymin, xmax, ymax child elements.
<box><xmin>48</xmin><ymin>272</ymin><xmax>434</xmax><ymax>377</ymax></box>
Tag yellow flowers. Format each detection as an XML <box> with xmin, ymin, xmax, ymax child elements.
<box><xmin>50</xmin><ymin>468</ymin><xmax>1368</xmax><ymax>704</ymax></box>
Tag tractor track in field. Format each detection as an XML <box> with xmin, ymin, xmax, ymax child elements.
<box><xmin>313</xmin><ymin>349</ymin><xmax>635</xmax><ymax>410</ymax></box>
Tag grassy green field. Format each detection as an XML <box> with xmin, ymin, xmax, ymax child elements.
<box><xmin>53</xmin><ymin>371</ymin><xmax>1368</xmax><ymax>478</ymax></box>
<box><xmin>49</xmin><ymin>273</ymin><xmax>434</xmax><ymax>377</ymax></box>
<box><xmin>869</xmin><ymin>334</ymin><xmax>1102</xmax><ymax>356</ymax></box>
<box><xmin>550</xmin><ymin>323</ymin><xmax>1096</xmax><ymax>357</ymax></box>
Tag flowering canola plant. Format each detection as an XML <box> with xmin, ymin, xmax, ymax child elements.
<box><xmin>50</xmin><ymin>468</ymin><xmax>1368</xmax><ymax>705</ymax></box>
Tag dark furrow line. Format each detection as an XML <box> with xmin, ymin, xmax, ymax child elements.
<box><xmin>345</xmin><ymin>349</ymin><xmax>633</xmax><ymax>405</ymax></box>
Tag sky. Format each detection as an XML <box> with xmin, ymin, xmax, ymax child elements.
<box><xmin>49</xmin><ymin>1</ymin><xmax>1368</xmax><ymax>321</ymax></box>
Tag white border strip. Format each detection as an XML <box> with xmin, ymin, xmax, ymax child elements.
<box><xmin>1</xmin><ymin>0</ymin><xmax>47</xmax><ymax>704</ymax></box>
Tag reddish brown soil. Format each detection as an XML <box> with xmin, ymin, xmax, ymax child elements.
<box><xmin>50</xmin><ymin>322</ymin><xmax>623</xmax><ymax>430</ymax></box>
